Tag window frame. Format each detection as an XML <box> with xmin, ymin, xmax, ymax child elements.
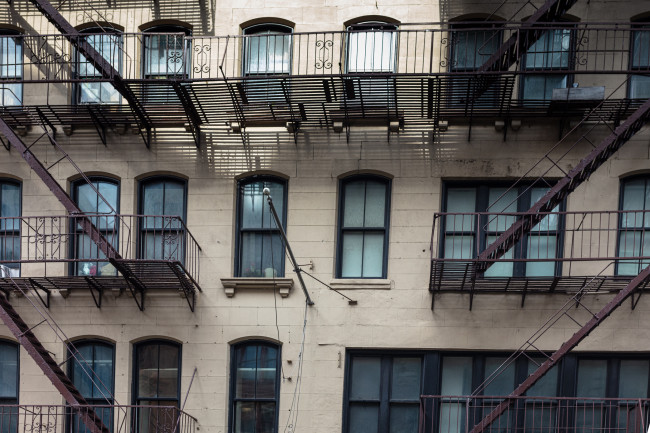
<box><xmin>69</xmin><ymin>176</ymin><xmax>120</xmax><ymax>276</ymax></box>
<box><xmin>0</xmin><ymin>178</ymin><xmax>21</xmax><ymax>277</ymax></box>
<box><xmin>336</xmin><ymin>175</ymin><xmax>391</xmax><ymax>279</ymax></box>
<box><xmin>234</xmin><ymin>175</ymin><xmax>288</xmax><ymax>278</ymax></box>
<box><xmin>228</xmin><ymin>340</ymin><xmax>282</xmax><ymax>433</ymax></box>
<box><xmin>66</xmin><ymin>339</ymin><xmax>115</xmax><ymax>433</ymax></box>
<box><xmin>615</xmin><ymin>175</ymin><xmax>650</xmax><ymax>275</ymax></box>
<box><xmin>628</xmin><ymin>20</ymin><xmax>650</xmax><ymax>99</ymax></box>
<box><xmin>345</xmin><ymin>21</ymin><xmax>399</xmax><ymax>74</ymax></box>
<box><xmin>519</xmin><ymin>23</ymin><xmax>576</xmax><ymax>102</ymax></box>
<box><xmin>73</xmin><ymin>27</ymin><xmax>123</xmax><ymax>105</ymax></box>
<box><xmin>0</xmin><ymin>29</ymin><xmax>23</xmax><ymax>106</ymax></box>
<box><xmin>242</xmin><ymin>23</ymin><xmax>293</xmax><ymax>76</ymax></box>
<box><xmin>440</xmin><ymin>181</ymin><xmax>565</xmax><ymax>278</ymax></box>
<box><xmin>137</xmin><ymin>175</ymin><xmax>188</xmax><ymax>262</ymax></box>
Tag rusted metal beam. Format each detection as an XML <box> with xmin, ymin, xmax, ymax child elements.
<box><xmin>478</xmin><ymin>97</ymin><xmax>650</xmax><ymax>269</ymax></box>
<box><xmin>468</xmin><ymin>262</ymin><xmax>650</xmax><ymax>433</ymax></box>
<box><xmin>0</xmin><ymin>290</ymin><xmax>110</xmax><ymax>433</ymax></box>
<box><xmin>25</xmin><ymin>0</ymin><xmax>152</xmax><ymax>147</ymax></box>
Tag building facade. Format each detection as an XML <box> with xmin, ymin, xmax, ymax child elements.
<box><xmin>0</xmin><ymin>0</ymin><xmax>650</xmax><ymax>433</ymax></box>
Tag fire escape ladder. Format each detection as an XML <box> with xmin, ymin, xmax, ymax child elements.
<box><xmin>0</xmin><ymin>284</ymin><xmax>110</xmax><ymax>433</ymax></box>
<box><xmin>467</xmin><ymin>262</ymin><xmax>650</xmax><ymax>433</ymax></box>
<box><xmin>25</xmin><ymin>0</ymin><xmax>153</xmax><ymax>148</ymax></box>
<box><xmin>477</xmin><ymin>96</ymin><xmax>650</xmax><ymax>271</ymax></box>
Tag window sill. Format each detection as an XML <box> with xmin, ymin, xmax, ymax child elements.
<box><xmin>329</xmin><ymin>279</ymin><xmax>393</xmax><ymax>290</ymax></box>
<box><xmin>220</xmin><ymin>277</ymin><xmax>294</xmax><ymax>298</ymax></box>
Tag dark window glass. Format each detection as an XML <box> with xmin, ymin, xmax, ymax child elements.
<box><xmin>0</xmin><ymin>180</ymin><xmax>20</xmax><ymax>277</ymax></box>
<box><xmin>337</xmin><ymin>176</ymin><xmax>390</xmax><ymax>278</ymax></box>
<box><xmin>346</xmin><ymin>355</ymin><xmax>421</xmax><ymax>433</ymax></box>
<box><xmin>521</xmin><ymin>28</ymin><xmax>573</xmax><ymax>101</ymax></box>
<box><xmin>0</xmin><ymin>341</ymin><xmax>18</xmax><ymax>433</ymax></box>
<box><xmin>230</xmin><ymin>342</ymin><xmax>280</xmax><ymax>433</ymax></box>
<box><xmin>236</xmin><ymin>177</ymin><xmax>286</xmax><ymax>278</ymax></box>
<box><xmin>442</xmin><ymin>183</ymin><xmax>562</xmax><ymax>278</ymax></box>
<box><xmin>630</xmin><ymin>25</ymin><xmax>650</xmax><ymax>99</ymax></box>
<box><xmin>72</xmin><ymin>178</ymin><xmax>119</xmax><ymax>276</ymax></box>
<box><xmin>139</xmin><ymin>177</ymin><xmax>186</xmax><ymax>262</ymax></box>
<box><xmin>133</xmin><ymin>341</ymin><xmax>181</xmax><ymax>433</ymax></box>
<box><xmin>0</xmin><ymin>31</ymin><xmax>22</xmax><ymax>106</ymax></box>
<box><xmin>68</xmin><ymin>341</ymin><xmax>114</xmax><ymax>433</ymax></box>
<box><xmin>75</xmin><ymin>28</ymin><xmax>122</xmax><ymax>104</ymax></box>
<box><xmin>618</xmin><ymin>177</ymin><xmax>650</xmax><ymax>275</ymax></box>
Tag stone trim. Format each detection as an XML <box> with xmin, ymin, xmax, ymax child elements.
<box><xmin>328</xmin><ymin>279</ymin><xmax>393</xmax><ymax>290</ymax></box>
<box><xmin>220</xmin><ymin>278</ymin><xmax>294</xmax><ymax>298</ymax></box>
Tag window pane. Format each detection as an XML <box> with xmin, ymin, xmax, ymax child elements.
<box><xmin>256</xmin><ymin>345</ymin><xmax>278</xmax><ymax>399</ymax></box>
<box><xmin>234</xmin><ymin>401</ymin><xmax>255</xmax><ymax>433</ymax></box>
<box><xmin>630</xmin><ymin>75</ymin><xmax>650</xmax><ymax>99</ymax></box>
<box><xmin>391</xmin><ymin>358</ymin><xmax>421</xmax><ymax>401</ymax></box>
<box><xmin>530</xmin><ymin>187</ymin><xmax>559</xmax><ymax>230</ymax></box>
<box><xmin>453</xmin><ymin>29</ymin><xmax>500</xmax><ymax>70</ymax></box>
<box><xmin>164</xmin><ymin>182</ymin><xmax>185</xmax><ymax>219</ymax></box>
<box><xmin>240</xmin><ymin>232</ymin><xmax>283</xmax><ymax>277</ymax></box>
<box><xmin>576</xmin><ymin>359</ymin><xmax>607</xmax><ymax>397</ymax></box>
<box><xmin>524</xmin><ymin>406</ymin><xmax>557</xmax><ymax>433</ymax></box>
<box><xmin>487</xmin><ymin>187</ymin><xmax>517</xmax><ymax>232</ymax></box>
<box><xmin>145</xmin><ymin>34</ymin><xmax>186</xmax><ymax>76</ymax></box>
<box><xmin>341</xmin><ymin>232</ymin><xmax>363</xmax><ymax>277</ymax></box>
<box><xmin>157</xmin><ymin>344</ymin><xmax>179</xmax><ymax>398</ymax></box>
<box><xmin>0</xmin><ymin>236</ymin><xmax>20</xmax><ymax>266</ymax></box>
<box><xmin>526</xmin><ymin>358</ymin><xmax>558</xmax><ymax>397</ymax></box>
<box><xmin>618</xmin><ymin>231</ymin><xmax>642</xmax><ymax>275</ymax></box>
<box><xmin>621</xmin><ymin>179</ymin><xmax>646</xmax><ymax>228</ymax></box>
<box><xmin>235</xmin><ymin>345</ymin><xmax>257</xmax><ymax>399</ymax></box>
<box><xmin>364</xmin><ymin>181</ymin><xmax>387</xmax><ymax>228</ymax></box>
<box><xmin>0</xmin><ymin>344</ymin><xmax>17</xmax><ymax>398</ymax></box>
<box><xmin>241</xmin><ymin>181</ymin><xmax>284</xmax><ymax>229</ymax></box>
<box><xmin>344</xmin><ymin>181</ymin><xmax>365</xmax><ymax>228</ymax></box>
<box><xmin>439</xmin><ymin>402</ymin><xmax>466</xmax><ymax>433</ymax></box>
<box><xmin>137</xmin><ymin>344</ymin><xmax>159</xmax><ymax>398</ymax></box>
<box><xmin>441</xmin><ymin>357</ymin><xmax>472</xmax><ymax>395</ymax></box>
<box><xmin>348</xmin><ymin>30</ymin><xmax>396</xmax><ymax>73</ymax></box>
<box><xmin>484</xmin><ymin>235</ymin><xmax>513</xmax><ymax>278</ymax></box>
<box><xmin>444</xmin><ymin>235</ymin><xmax>474</xmax><ymax>260</ymax></box>
<box><xmin>72</xmin><ymin>344</ymin><xmax>93</xmax><ymax>398</ymax></box>
<box><xmin>446</xmin><ymin>188</ymin><xmax>476</xmax><ymax>231</ymax></box>
<box><xmin>362</xmin><ymin>232</ymin><xmax>384</xmax><ymax>277</ymax></box>
<box><xmin>522</xmin><ymin>75</ymin><xmax>567</xmax><ymax>101</ymax></box>
<box><xmin>632</xmin><ymin>30</ymin><xmax>650</xmax><ymax>68</ymax></box>
<box><xmin>484</xmin><ymin>357</ymin><xmax>515</xmax><ymax>396</ymax></box>
<box><xmin>389</xmin><ymin>405</ymin><xmax>419</xmax><ymax>433</ymax></box>
<box><xmin>1</xmin><ymin>183</ymin><xmax>20</xmax><ymax>219</ymax></box>
<box><xmin>350</xmin><ymin>357</ymin><xmax>381</xmax><ymax>400</ymax></box>
<box><xmin>143</xmin><ymin>181</ymin><xmax>164</xmax><ymax>216</ymax></box>
<box><xmin>245</xmin><ymin>33</ymin><xmax>291</xmax><ymax>74</ymax></box>
<box><xmin>349</xmin><ymin>404</ymin><xmax>379</xmax><ymax>433</ymax></box>
<box><xmin>526</xmin><ymin>236</ymin><xmax>557</xmax><ymax>277</ymax></box>
<box><xmin>619</xmin><ymin>360</ymin><xmax>649</xmax><ymax>398</ymax></box>
<box><xmin>93</xmin><ymin>344</ymin><xmax>114</xmax><ymax>398</ymax></box>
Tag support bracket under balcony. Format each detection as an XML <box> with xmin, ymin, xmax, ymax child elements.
<box><xmin>84</xmin><ymin>277</ymin><xmax>104</xmax><ymax>308</ymax></box>
<box><xmin>86</xmin><ymin>105</ymin><xmax>107</xmax><ymax>146</ymax></box>
<box><xmin>27</xmin><ymin>278</ymin><xmax>50</xmax><ymax>308</ymax></box>
<box><xmin>172</xmin><ymin>82</ymin><xmax>203</xmax><ymax>148</ymax></box>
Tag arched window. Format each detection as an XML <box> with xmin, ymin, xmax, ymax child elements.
<box><xmin>235</xmin><ymin>176</ymin><xmax>287</xmax><ymax>278</ymax></box>
<box><xmin>229</xmin><ymin>341</ymin><xmax>280</xmax><ymax>433</ymax></box>
<box><xmin>337</xmin><ymin>175</ymin><xmax>391</xmax><ymax>278</ymax></box>
<box><xmin>617</xmin><ymin>176</ymin><xmax>650</xmax><ymax>275</ymax></box>
<box><xmin>630</xmin><ymin>17</ymin><xmax>650</xmax><ymax>99</ymax></box>
<box><xmin>0</xmin><ymin>179</ymin><xmax>21</xmax><ymax>277</ymax></box>
<box><xmin>71</xmin><ymin>177</ymin><xmax>119</xmax><ymax>276</ymax></box>
<box><xmin>346</xmin><ymin>21</ymin><xmax>398</xmax><ymax>73</ymax></box>
<box><xmin>74</xmin><ymin>26</ymin><xmax>122</xmax><ymax>104</ymax></box>
<box><xmin>0</xmin><ymin>29</ymin><xmax>22</xmax><ymax>106</ymax></box>
<box><xmin>138</xmin><ymin>176</ymin><xmax>187</xmax><ymax>261</ymax></box>
<box><xmin>67</xmin><ymin>340</ymin><xmax>115</xmax><ymax>433</ymax></box>
<box><xmin>242</xmin><ymin>23</ymin><xmax>292</xmax><ymax>75</ymax></box>
<box><xmin>0</xmin><ymin>340</ymin><xmax>18</xmax><ymax>433</ymax></box>
<box><xmin>133</xmin><ymin>340</ymin><xmax>181</xmax><ymax>433</ymax></box>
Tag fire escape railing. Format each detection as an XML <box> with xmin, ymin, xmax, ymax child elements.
<box><xmin>419</xmin><ymin>396</ymin><xmax>648</xmax><ymax>433</ymax></box>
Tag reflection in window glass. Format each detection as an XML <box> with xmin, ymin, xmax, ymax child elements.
<box><xmin>618</xmin><ymin>177</ymin><xmax>650</xmax><ymax>275</ymax></box>
<box><xmin>76</xmin><ymin>29</ymin><xmax>122</xmax><ymax>104</ymax></box>
<box><xmin>522</xmin><ymin>29</ymin><xmax>572</xmax><ymax>101</ymax></box>
<box><xmin>630</xmin><ymin>27</ymin><xmax>650</xmax><ymax>99</ymax></box>
<box><xmin>0</xmin><ymin>181</ymin><xmax>20</xmax><ymax>277</ymax></box>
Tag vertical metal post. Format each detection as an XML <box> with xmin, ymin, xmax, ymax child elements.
<box><xmin>263</xmin><ymin>189</ymin><xmax>314</xmax><ymax>306</ymax></box>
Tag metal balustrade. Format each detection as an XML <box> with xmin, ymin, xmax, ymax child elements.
<box><xmin>430</xmin><ymin>210</ymin><xmax>650</xmax><ymax>296</ymax></box>
<box><xmin>420</xmin><ymin>396</ymin><xmax>648</xmax><ymax>433</ymax></box>
<box><xmin>0</xmin><ymin>404</ymin><xmax>196</xmax><ymax>433</ymax></box>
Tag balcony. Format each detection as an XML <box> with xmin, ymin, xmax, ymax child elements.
<box><xmin>420</xmin><ymin>396</ymin><xmax>648</xmax><ymax>433</ymax></box>
<box><xmin>0</xmin><ymin>404</ymin><xmax>196</xmax><ymax>433</ymax></box>
<box><xmin>430</xmin><ymin>210</ymin><xmax>650</xmax><ymax>306</ymax></box>
<box><xmin>0</xmin><ymin>215</ymin><xmax>202</xmax><ymax>311</ymax></box>
<box><xmin>0</xmin><ymin>23</ymin><xmax>647</xmax><ymax>141</ymax></box>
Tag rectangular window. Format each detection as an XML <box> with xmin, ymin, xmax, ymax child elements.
<box><xmin>236</xmin><ymin>177</ymin><xmax>286</xmax><ymax>278</ymax></box>
<box><xmin>337</xmin><ymin>176</ymin><xmax>390</xmax><ymax>278</ymax></box>
<box><xmin>521</xmin><ymin>28</ymin><xmax>573</xmax><ymax>101</ymax></box>
<box><xmin>617</xmin><ymin>177</ymin><xmax>650</xmax><ymax>275</ymax></box>
<box><xmin>139</xmin><ymin>177</ymin><xmax>186</xmax><ymax>263</ymax></box>
<box><xmin>0</xmin><ymin>33</ymin><xmax>22</xmax><ymax>106</ymax></box>
<box><xmin>0</xmin><ymin>181</ymin><xmax>20</xmax><ymax>278</ymax></box>
<box><xmin>0</xmin><ymin>342</ymin><xmax>18</xmax><ymax>433</ymax></box>
<box><xmin>630</xmin><ymin>26</ymin><xmax>650</xmax><ymax>99</ymax></box>
<box><xmin>346</xmin><ymin>23</ymin><xmax>397</xmax><ymax>73</ymax></box>
<box><xmin>442</xmin><ymin>183</ymin><xmax>562</xmax><ymax>278</ymax></box>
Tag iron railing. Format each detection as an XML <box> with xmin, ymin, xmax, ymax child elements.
<box><xmin>0</xmin><ymin>23</ymin><xmax>647</xmax><ymax>83</ymax></box>
<box><xmin>0</xmin><ymin>404</ymin><xmax>196</xmax><ymax>433</ymax></box>
<box><xmin>420</xmin><ymin>396</ymin><xmax>648</xmax><ymax>433</ymax></box>
<box><xmin>0</xmin><ymin>214</ymin><xmax>201</xmax><ymax>284</ymax></box>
